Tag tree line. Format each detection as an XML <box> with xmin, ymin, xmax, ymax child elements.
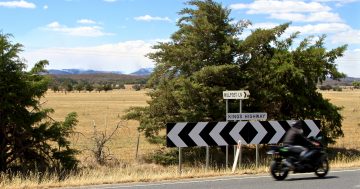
<box><xmin>49</xmin><ymin>77</ymin><xmax>147</xmax><ymax>92</ymax></box>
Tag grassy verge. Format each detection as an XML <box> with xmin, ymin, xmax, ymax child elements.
<box><xmin>1</xmin><ymin>157</ymin><xmax>360</xmax><ymax>189</ymax></box>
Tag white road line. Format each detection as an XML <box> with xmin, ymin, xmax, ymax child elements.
<box><xmin>66</xmin><ymin>168</ymin><xmax>360</xmax><ymax>189</ymax></box>
<box><xmin>97</xmin><ymin>175</ymin><xmax>272</xmax><ymax>189</ymax></box>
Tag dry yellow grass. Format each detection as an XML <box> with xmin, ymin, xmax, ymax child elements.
<box><xmin>41</xmin><ymin>89</ymin><xmax>160</xmax><ymax>163</ymax></box>
<box><xmin>321</xmin><ymin>89</ymin><xmax>360</xmax><ymax>150</ymax></box>
<box><xmin>41</xmin><ymin>88</ymin><xmax>360</xmax><ymax>160</ymax></box>
<box><xmin>2</xmin><ymin>88</ymin><xmax>359</xmax><ymax>189</ymax></box>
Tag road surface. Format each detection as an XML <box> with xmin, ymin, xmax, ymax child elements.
<box><xmin>66</xmin><ymin>168</ymin><xmax>360</xmax><ymax>189</ymax></box>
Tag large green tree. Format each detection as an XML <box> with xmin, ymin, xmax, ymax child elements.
<box><xmin>125</xmin><ymin>0</ymin><xmax>346</xmax><ymax>145</ymax></box>
<box><xmin>0</xmin><ymin>33</ymin><xmax>79</xmax><ymax>172</ymax></box>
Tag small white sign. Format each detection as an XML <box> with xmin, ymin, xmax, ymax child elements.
<box><xmin>227</xmin><ymin>113</ymin><xmax>267</xmax><ymax>121</ymax></box>
<box><xmin>223</xmin><ymin>90</ymin><xmax>250</xmax><ymax>99</ymax></box>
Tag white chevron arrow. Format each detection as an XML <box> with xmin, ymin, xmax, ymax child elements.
<box><xmin>167</xmin><ymin>123</ymin><xmax>187</xmax><ymax>147</ymax></box>
<box><xmin>209</xmin><ymin>122</ymin><xmax>228</xmax><ymax>146</ymax></box>
<box><xmin>229</xmin><ymin>121</ymin><xmax>248</xmax><ymax>144</ymax></box>
<box><xmin>304</xmin><ymin>120</ymin><xmax>320</xmax><ymax>137</ymax></box>
<box><xmin>287</xmin><ymin>120</ymin><xmax>297</xmax><ymax>127</ymax></box>
<box><xmin>189</xmin><ymin>122</ymin><xmax>208</xmax><ymax>146</ymax></box>
<box><xmin>268</xmin><ymin>121</ymin><xmax>286</xmax><ymax>144</ymax></box>
<box><xmin>250</xmin><ymin>121</ymin><xmax>267</xmax><ymax>144</ymax></box>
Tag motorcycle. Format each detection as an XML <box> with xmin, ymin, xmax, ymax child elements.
<box><xmin>267</xmin><ymin>137</ymin><xmax>329</xmax><ymax>180</ymax></box>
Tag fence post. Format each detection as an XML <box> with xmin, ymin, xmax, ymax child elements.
<box><xmin>135</xmin><ymin>132</ymin><xmax>140</xmax><ymax>159</ymax></box>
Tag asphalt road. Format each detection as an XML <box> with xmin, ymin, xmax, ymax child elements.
<box><xmin>67</xmin><ymin>169</ymin><xmax>360</xmax><ymax>189</ymax></box>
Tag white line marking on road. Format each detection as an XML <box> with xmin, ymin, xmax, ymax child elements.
<box><xmin>81</xmin><ymin>175</ymin><xmax>272</xmax><ymax>189</ymax></box>
<box><xmin>66</xmin><ymin>168</ymin><xmax>360</xmax><ymax>189</ymax></box>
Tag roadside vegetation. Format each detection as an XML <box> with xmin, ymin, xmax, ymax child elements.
<box><xmin>1</xmin><ymin>0</ymin><xmax>360</xmax><ymax>188</ymax></box>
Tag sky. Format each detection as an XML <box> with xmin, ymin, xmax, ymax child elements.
<box><xmin>0</xmin><ymin>0</ymin><xmax>359</xmax><ymax>77</ymax></box>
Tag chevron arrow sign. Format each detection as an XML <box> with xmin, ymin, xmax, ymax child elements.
<box><xmin>166</xmin><ymin>120</ymin><xmax>320</xmax><ymax>147</ymax></box>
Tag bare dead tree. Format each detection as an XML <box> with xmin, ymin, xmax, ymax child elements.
<box><xmin>88</xmin><ymin>120</ymin><xmax>126</xmax><ymax>165</ymax></box>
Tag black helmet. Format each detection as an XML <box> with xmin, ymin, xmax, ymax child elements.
<box><xmin>292</xmin><ymin>121</ymin><xmax>303</xmax><ymax>129</ymax></box>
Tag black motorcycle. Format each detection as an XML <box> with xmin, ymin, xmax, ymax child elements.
<box><xmin>267</xmin><ymin>137</ymin><xmax>329</xmax><ymax>180</ymax></box>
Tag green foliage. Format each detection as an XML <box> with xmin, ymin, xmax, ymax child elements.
<box><xmin>75</xmin><ymin>82</ymin><xmax>85</xmax><ymax>92</ymax></box>
<box><xmin>353</xmin><ymin>81</ymin><xmax>360</xmax><ymax>89</ymax></box>
<box><xmin>103</xmin><ymin>83</ymin><xmax>113</xmax><ymax>92</ymax></box>
<box><xmin>85</xmin><ymin>83</ymin><xmax>94</xmax><ymax>92</ymax></box>
<box><xmin>125</xmin><ymin>0</ymin><xmax>346</xmax><ymax>145</ymax></box>
<box><xmin>319</xmin><ymin>85</ymin><xmax>333</xmax><ymax>91</ymax></box>
<box><xmin>332</xmin><ymin>86</ymin><xmax>343</xmax><ymax>91</ymax></box>
<box><xmin>145</xmin><ymin>148</ymin><xmax>178</xmax><ymax>165</ymax></box>
<box><xmin>0</xmin><ymin>33</ymin><xmax>79</xmax><ymax>173</ymax></box>
<box><xmin>132</xmin><ymin>84</ymin><xmax>142</xmax><ymax>91</ymax></box>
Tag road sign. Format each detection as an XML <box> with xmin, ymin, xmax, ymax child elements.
<box><xmin>223</xmin><ymin>90</ymin><xmax>250</xmax><ymax>99</ymax></box>
<box><xmin>166</xmin><ymin>120</ymin><xmax>321</xmax><ymax>147</ymax></box>
<box><xmin>227</xmin><ymin>113</ymin><xmax>267</xmax><ymax>121</ymax></box>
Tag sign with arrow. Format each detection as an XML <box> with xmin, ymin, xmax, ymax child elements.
<box><xmin>223</xmin><ymin>90</ymin><xmax>250</xmax><ymax>99</ymax></box>
<box><xmin>166</xmin><ymin>120</ymin><xmax>321</xmax><ymax>147</ymax></box>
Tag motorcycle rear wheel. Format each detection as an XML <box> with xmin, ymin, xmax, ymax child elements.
<box><xmin>270</xmin><ymin>160</ymin><xmax>289</xmax><ymax>181</ymax></box>
<box><xmin>315</xmin><ymin>158</ymin><xmax>329</xmax><ymax>178</ymax></box>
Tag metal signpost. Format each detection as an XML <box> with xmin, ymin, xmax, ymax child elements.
<box><xmin>223</xmin><ymin>90</ymin><xmax>250</xmax><ymax>168</ymax></box>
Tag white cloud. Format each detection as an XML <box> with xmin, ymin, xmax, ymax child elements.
<box><xmin>230</xmin><ymin>1</ymin><xmax>331</xmax><ymax>14</ymax></box>
<box><xmin>332</xmin><ymin>29</ymin><xmax>360</xmax><ymax>44</ymax></box>
<box><xmin>77</xmin><ymin>19</ymin><xmax>97</xmax><ymax>24</ymax></box>
<box><xmin>22</xmin><ymin>40</ymin><xmax>158</xmax><ymax>73</ymax></box>
<box><xmin>246</xmin><ymin>22</ymin><xmax>350</xmax><ymax>35</ymax></box>
<box><xmin>249</xmin><ymin>22</ymin><xmax>280</xmax><ymax>30</ymax></box>
<box><xmin>287</xmin><ymin>23</ymin><xmax>351</xmax><ymax>34</ymax></box>
<box><xmin>313</xmin><ymin>0</ymin><xmax>359</xmax><ymax>7</ymax></box>
<box><xmin>229</xmin><ymin>1</ymin><xmax>344</xmax><ymax>24</ymax></box>
<box><xmin>336</xmin><ymin>49</ymin><xmax>360</xmax><ymax>77</ymax></box>
<box><xmin>269</xmin><ymin>11</ymin><xmax>342</xmax><ymax>23</ymax></box>
<box><xmin>103</xmin><ymin>0</ymin><xmax>117</xmax><ymax>2</ymax></box>
<box><xmin>0</xmin><ymin>0</ymin><xmax>36</xmax><ymax>8</ymax></box>
<box><xmin>43</xmin><ymin>5</ymin><xmax>48</xmax><ymax>10</ymax></box>
<box><xmin>134</xmin><ymin>15</ymin><xmax>172</xmax><ymax>22</ymax></box>
<box><xmin>45</xmin><ymin>21</ymin><xmax>113</xmax><ymax>37</ymax></box>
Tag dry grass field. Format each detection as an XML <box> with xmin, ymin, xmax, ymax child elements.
<box><xmin>322</xmin><ymin>89</ymin><xmax>360</xmax><ymax>150</ymax></box>
<box><xmin>2</xmin><ymin>88</ymin><xmax>360</xmax><ymax>189</ymax></box>
<box><xmin>41</xmin><ymin>88</ymin><xmax>360</xmax><ymax>160</ymax></box>
<box><xmin>41</xmin><ymin>88</ymin><xmax>160</xmax><ymax>164</ymax></box>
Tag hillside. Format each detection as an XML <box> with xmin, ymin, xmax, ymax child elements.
<box><xmin>49</xmin><ymin>73</ymin><xmax>148</xmax><ymax>85</ymax></box>
<box><xmin>320</xmin><ymin>77</ymin><xmax>360</xmax><ymax>86</ymax></box>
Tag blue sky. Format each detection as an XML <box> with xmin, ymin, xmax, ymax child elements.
<box><xmin>1</xmin><ymin>0</ymin><xmax>359</xmax><ymax>77</ymax></box>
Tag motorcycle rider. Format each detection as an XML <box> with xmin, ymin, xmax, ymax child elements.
<box><xmin>282</xmin><ymin>120</ymin><xmax>319</xmax><ymax>169</ymax></box>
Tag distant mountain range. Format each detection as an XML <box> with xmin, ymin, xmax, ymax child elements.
<box><xmin>46</xmin><ymin>68</ymin><xmax>153</xmax><ymax>76</ymax></box>
<box><xmin>45</xmin><ymin>68</ymin><xmax>359</xmax><ymax>85</ymax></box>
<box><xmin>322</xmin><ymin>77</ymin><xmax>360</xmax><ymax>86</ymax></box>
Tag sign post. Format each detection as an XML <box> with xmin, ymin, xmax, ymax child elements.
<box><xmin>223</xmin><ymin>90</ymin><xmax>250</xmax><ymax>169</ymax></box>
<box><xmin>179</xmin><ymin>147</ymin><xmax>182</xmax><ymax>175</ymax></box>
